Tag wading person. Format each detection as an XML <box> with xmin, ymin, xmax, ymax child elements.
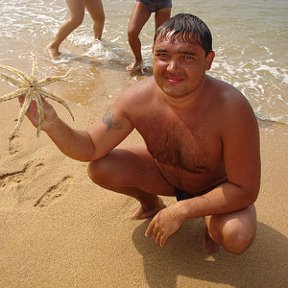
<box><xmin>47</xmin><ymin>0</ymin><xmax>105</xmax><ymax>59</ymax></box>
<box><xmin>126</xmin><ymin>0</ymin><xmax>172</xmax><ymax>74</ymax></box>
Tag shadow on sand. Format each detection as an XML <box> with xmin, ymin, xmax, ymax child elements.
<box><xmin>132</xmin><ymin>219</ymin><xmax>288</xmax><ymax>287</ymax></box>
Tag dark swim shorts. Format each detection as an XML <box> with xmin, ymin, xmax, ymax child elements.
<box><xmin>175</xmin><ymin>180</ymin><xmax>226</xmax><ymax>201</ymax></box>
<box><xmin>175</xmin><ymin>188</ymin><xmax>197</xmax><ymax>201</ymax></box>
<box><xmin>137</xmin><ymin>0</ymin><xmax>172</xmax><ymax>13</ymax></box>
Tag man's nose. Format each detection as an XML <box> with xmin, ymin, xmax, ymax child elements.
<box><xmin>167</xmin><ymin>59</ymin><xmax>178</xmax><ymax>72</ymax></box>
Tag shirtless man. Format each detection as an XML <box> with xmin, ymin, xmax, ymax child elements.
<box><xmin>126</xmin><ymin>0</ymin><xmax>172</xmax><ymax>74</ymax></box>
<box><xmin>24</xmin><ymin>13</ymin><xmax>260</xmax><ymax>254</ymax></box>
<box><xmin>47</xmin><ymin>0</ymin><xmax>105</xmax><ymax>59</ymax></box>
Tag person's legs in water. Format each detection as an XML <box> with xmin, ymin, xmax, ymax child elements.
<box><xmin>47</xmin><ymin>0</ymin><xmax>85</xmax><ymax>59</ymax></box>
<box><xmin>127</xmin><ymin>1</ymin><xmax>171</xmax><ymax>74</ymax></box>
<box><xmin>85</xmin><ymin>0</ymin><xmax>105</xmax><ymax>40</ymax></box>
<box><xmin>126</xmin><ymin>2</ymin><xmax>151</xmax><ymax>74</ymax></box>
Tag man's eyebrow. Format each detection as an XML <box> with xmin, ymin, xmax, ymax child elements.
<box><xmin>154</xmin><ymin>48</ymin><xmax>196</xmax><ymax>55</ymax></box>
<box><xmin>179</xmin><ymin>50</ymin><xmax>196</xmax><ymax>55</ymax></box>
<box><xmin>154</xmin><ymin>48</ymin><xmax>168</xmax><ymax>53</ymax></box>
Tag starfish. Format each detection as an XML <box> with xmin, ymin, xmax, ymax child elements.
<box><xmin>0</xmin><ymin>54</ymin><xmax>74</xmax><ymax>138</ymax></box>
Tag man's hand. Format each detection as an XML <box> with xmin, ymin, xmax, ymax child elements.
<box><xmin>18</xmin><ymin>95</ymin><xmax>58</xmax><ymax>130</ymax></box>
<box><xmin>145</xmin><ymin>204</ymin><xmax>185</xmax><ymax>247</ymax></box>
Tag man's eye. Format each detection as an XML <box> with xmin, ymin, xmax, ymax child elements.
<box><xmin>156</xmin><ymin>53</ymin><xmax>168</xmax><ymax>58</ymax></box>
<box><xmin>183</xmin><ymin>55</ymin><xmax>194</xmax><ymax>60</ymax></box>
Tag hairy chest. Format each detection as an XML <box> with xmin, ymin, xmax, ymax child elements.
<box><xmin>135</xmin><ymin>113</ymin><xmax>223</xmax><ymax>172</ymax></box>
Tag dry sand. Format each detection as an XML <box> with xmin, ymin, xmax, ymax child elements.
<box><xmin>0</xmin><ymin>69</ymin><xmax>287</xmax><ymax>288</ymax></box>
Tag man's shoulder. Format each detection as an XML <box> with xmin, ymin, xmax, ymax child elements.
<box><xmin>131</xmin><ymin>76</ymin><xmax>157</xmax><ymax>91</ymax></box>
<box><xmin>208</xmin><ymin>76</ymin><xmax>240</xmax><ymax>93</ymax></box>
<box><xmin>115</xmin><ymin>76</ymin><xmax>158</xmax><ymax>110</ymax></box>
<box><xmin>207</xmin><ymin>76</ymin><xmax>249</xmax><ymax>104</ymax></box>
<box><xmin>206</xmin><ymin>76</ymin><xmax>256</xmax><ymax>123</ymax></box>
<box><xmin>121</xmin><ymin>76</ymin><xmax>158</xmax><ymax>100</ymax></box>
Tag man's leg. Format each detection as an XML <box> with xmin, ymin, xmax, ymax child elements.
<box><xmin>204</xmin><ymin>205</ymin><xmax>257</xmax><ymax>254</ymax></box>
<box><xmin>87</xmin><ymin>145</ymin><xmax>175</xmax><ymax>219</ymax></box>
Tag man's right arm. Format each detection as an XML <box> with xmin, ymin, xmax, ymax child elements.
<box><xmin>23</xmin><ymin>96</ymin><xmax>134</xmax><ymax>162</ymax></box>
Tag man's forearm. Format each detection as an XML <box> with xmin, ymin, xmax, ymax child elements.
<box><xmin>44</xmin><ymin>117</ymin><xmax>95</xmax><ymax>162</ymax></box>
<box><xmin>176</xmin><ymin>182</ymin><xmax>258</xmax><ymax>221</ymax></box>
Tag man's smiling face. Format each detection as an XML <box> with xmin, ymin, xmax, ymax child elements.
<box><xmin>152</xmin><ymin>33</ymin><xmax>215</xmax><ymax>99</ymax></box>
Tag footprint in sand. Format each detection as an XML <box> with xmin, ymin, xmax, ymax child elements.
<box><xmin>34</xmin><ymin>176</ymin><xmax>72</xmax><ymax>208</ymax></box>
<box><xmin>0</xmin><ymin>161</ymin><xmax>44</xmax><ymax>189</ymax></box>
<box><xmin>8</xmin><ymin>132</ymin><xmax>21</xmax><ymax>155</ymax></box>
<box><xmin>0</xmin><ymin>161</ymin><xmax>44</xmax><ymax>208</ymax></box>
<box><xmin>0</xmin><ymin>161</ymin><xmax>72</xmax><ymax>209</ymax></box>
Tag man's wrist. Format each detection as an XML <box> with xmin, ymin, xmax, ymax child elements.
<box><xmin>175</xmin><ymin>201</ymin><xmax>190</xmax><ymax>222</ymax></box>
<box><xmin>42</xmin><ymin>115</ymin><xmax>60</xmax><ymax>132</ymax></box>
<box><xmin>47</xmin><ymin>116</ymin><xmax>59</xmax><ymax>125</ymax></box>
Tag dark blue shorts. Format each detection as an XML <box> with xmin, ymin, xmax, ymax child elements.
<box><xmin>137</xmin><ymin>0</ymin><xmax>172</xmax><ymax>13</ymax></box>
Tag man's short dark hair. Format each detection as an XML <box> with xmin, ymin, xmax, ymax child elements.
<box><xmin>154</xmin><ymin>13</ymin><xmax>213</xmax><ymax>55</ymax></box>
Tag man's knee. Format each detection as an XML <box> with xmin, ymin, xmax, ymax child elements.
<box><xmin>207</xmin><ymin>206</ymin><xmax>256</xmax><ymax>254</ymax></box>
<box><xmin>221</xmin><ymin>220</ymin><xmax>256</xmax><ymax>254</ymax></box>
<box><xmin>87</xmin><ymin>159</ymin><xmax>109</xmax><ymax>185</ymax></box>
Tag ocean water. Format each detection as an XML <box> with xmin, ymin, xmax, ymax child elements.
<box><xmin>0</xmin><ymin>0</ymin><xmax>287</xmax><ymax>125</ymax></box>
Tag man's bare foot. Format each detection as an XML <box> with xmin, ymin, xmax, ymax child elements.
<box><xmin>126</xmin><ymin>61</ymin><xmax>143</xmax><ymax>74</ymax></box>
<box><xmin>132</xmin><ymin>199</ymin><xmax>166</xmax><ymax>220</ymax></box>
<box><xmin>202</xmin><ymin>227</ymin><xmax>220</xmax><ymax>254</ymax></box>
<box><xmin>47</xmin><ymin>45</ymin><xmax>61</xmax><ymax>59</ymax></box>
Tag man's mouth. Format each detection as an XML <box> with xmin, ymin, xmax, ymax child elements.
<box><xmin>165</xmin><ymin>75</ymin><xmax>183</xmax><ymax>85</ymax></box>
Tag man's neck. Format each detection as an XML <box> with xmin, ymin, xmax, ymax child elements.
<box><xmin>164</xmin><ymin>76</ymin><xmax>209</xmax><ymax>112</ymax></box>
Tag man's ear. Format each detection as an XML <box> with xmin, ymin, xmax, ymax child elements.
<box><xmin>206</xmin><ymin>51</ymin><xmax>215</xmax><ymax>70</ymax></box>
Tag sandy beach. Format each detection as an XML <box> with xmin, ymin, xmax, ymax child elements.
<box><xmin>0</xmin><ymin>66</ymin><xmax>287</xmax><ymax>288</ymax></box>
<box><xmin>0</xmin><ymin>0</ymin><xmax>287</xmax><ymax>286</ymax></box>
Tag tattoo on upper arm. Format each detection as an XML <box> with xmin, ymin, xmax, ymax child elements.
<box><xmin>102</xmin><ymin>111</ymin><xmax>122</xmax><ymax>131</ymax></box>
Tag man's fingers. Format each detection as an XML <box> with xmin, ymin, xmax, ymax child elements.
<box><xmin>146</xmin><ymin>221</ymin><xmax>167</xmax><ymax>247</ymax></box>
<box><xmin>159</xmin><ymin>234</ymin><xmax>168</xmax><ymax>248</ymax></box>
<box><xmin>155</xmin><ymin>230</ymin><xmax>161</xmax><ymax>242</ymax></box>
<box><xmin>18</xmin><ymin>95</ymin><xmax>25</xmax><ymax>106</ymax></box>
<box><xmin>145</xmin><ymin>221</ymin><xmax>154</xmax><ymax>237</ymax></box>
<box><xmin>152</xmin><ymin>223</ymin><xmax>161</xmax><ymax>238</ymax></box>
<box><xmin>145</xmin><ymin>213</ymin><xmax>160</xmax><ymax>237</ymax></box>
<box><xmin>154</xmin><ymin>232</ymin><xmax>167</xmax><ymax>248</ymax></box>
